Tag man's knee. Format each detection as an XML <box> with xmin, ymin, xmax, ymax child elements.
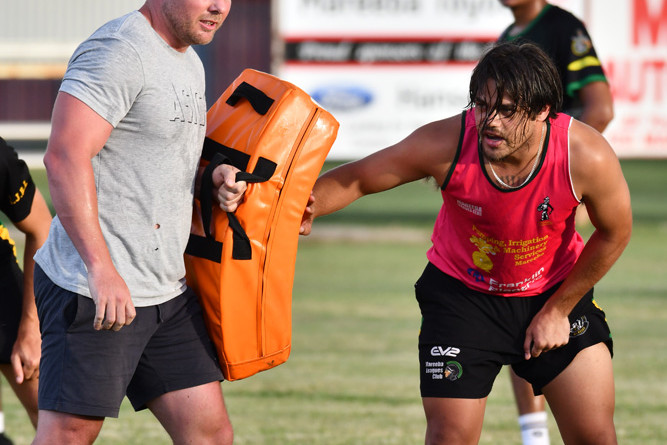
<box><xmin>32</xmin><ymin>410</ymin><xmax>104</xmax><ymax>445</ymax></box>
<box><xmin>425</xmin><ymin>422</ymin><xmax>480</xmax><ymax>445</ymax></box>
<box><xmin>422</xmin><ymin>397</ymin><xmax>485</xmax><ymax>445</ymax></box>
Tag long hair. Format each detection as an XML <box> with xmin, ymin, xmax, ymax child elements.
<box><xmin>468</xmin><ymin>42</ymin><xmax>562</xmax><ymax>129</ymax></box>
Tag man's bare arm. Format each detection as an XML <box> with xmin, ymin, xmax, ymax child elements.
<box><xmin>524</xmin><ymin>120</ymin><xmax>631</xmax><ymax>358</ymax></box>
<box><xmin>45</xmin><ymin>92</ymin><xmax>136</xmax><ymax>331</ymax></box>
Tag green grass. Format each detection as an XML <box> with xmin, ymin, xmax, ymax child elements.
<box><xmin>2</xmin><ymin>159</ymin><xmax>666</xmax><ymax>444</ymax></box>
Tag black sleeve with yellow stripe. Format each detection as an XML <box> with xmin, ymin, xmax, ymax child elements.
<box><xmin>1</xmin><ymin>136</ymin><xmax>36</xmax><ymax>225</ymax></box>
<box><xmin>498</xmin><ymin>4</ymin><xmax>608</xmax><ymax>113</ymax></box>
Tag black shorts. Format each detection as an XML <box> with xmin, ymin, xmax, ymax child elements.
<box><xmin>415</xmin><ymin>263</ymin><xmax>612</xmax><ymax>398</ymax></box>
<box><xmin>0</xmin><ymin>260</ymin><xmax>24</xmax><ymax>363</ymax></box>
<box><xmin>34</xmin><ymin>265</ymin><xmax>224</xmax><ymax>418</ymax></box>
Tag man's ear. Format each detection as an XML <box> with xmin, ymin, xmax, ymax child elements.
<box><xmin>537</xmin><ymin>105</ymin><xmax>551</xmax><ymax>121</ymax></box>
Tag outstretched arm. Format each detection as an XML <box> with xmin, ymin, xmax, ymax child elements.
<box><xmin>301</xmin><ymin>115</ymin><xmax>462</xmax><ymax>235</ymax></box>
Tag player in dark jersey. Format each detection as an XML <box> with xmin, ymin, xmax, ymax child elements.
<box><xmin>0</xmin><ymin>137</ymin><xmax>51</xmax><ymax>444</ymax></box>
<box><xmin>498</xmin><ymin>0</ymin><xmax>614</xmax><ymax>133</ymax></box>
<box><xmin>498</xmin><ymin>3</ymin><xmax>615</xmax><ymax>442</ymax></box>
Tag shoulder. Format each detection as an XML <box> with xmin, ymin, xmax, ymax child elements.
<box><xmin>398</xmin><ymin>113</ymin><xmax>466</xmax><ymax>184</ymax></box>
<box><xmin>406</xmin><ymin>113</ymin><xmax>464</xmax><ymax>161</ymax></box>
<box><xmin>0</xmin><ymin>137</ymin><xmax>23</xmax><ymax>176</ymax></box>
<box><xmin>541</xmin><ymin>5</ymin><xmax>591</xmax><ymax>46</ymax></box>
<box><xmin>62</xmin><ymin>13</ymin><xmax>150</xmax><ymax>126</ymax></box>
<box><xmin>88</xmin><ymin>11</ymin><xmax>148</xmax><ymax>45</ymax></box>
<box><xmin>568</xmin><ymin>119</ymin><xmax>618</xmax><ymax>193</ymax></box>
<box><xmin>546</xmin><ymin>5</ymin><xmax>585</xmax><ymax>26</ymax></box>
<box><xmin>0</xmin><ymin>137</ymin><xmax>34</xmax><ymax>220</ymax></box>
<box><xmin>569</xmin><ymin>119</ymin><xmax>611</xmax><ymax>163</ymax></box>
<box><xmin>67</xmin><ymin>12</ymin><xmax>149</xmax><ymax>70</ymax></box>
<box><xmin>412</xmin><ymin>112</ymin><xmax>463</xmax><ymax>143</ymax></box>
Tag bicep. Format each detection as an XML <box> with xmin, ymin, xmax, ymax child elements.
<box><xmin>574</xmin><ymin>133</ymin><xmax>631</xmax><ymax>236</ymax></box>
<box><xmin>47</xmin><ymin>92</ymin><xmax>114</xmax><ymax>161</ymax></box>
<box><xmin>45</xmin><ymin>92</ymin><xmax>113</xmax><ymax>216</ymax></box>
<box><xmin>351</xmin><ymin>117</ymin><xmax>459</xmax><ymax>194</ymax></box>
<box><xmin>312</xmin><ymin>117</ymin><xmax>458</xmax><ymax>217</ymax></box>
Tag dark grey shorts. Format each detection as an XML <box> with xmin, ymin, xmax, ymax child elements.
<box><xmin>415</xmin><ymin>262</ymin><xmax>613</xmax><ymax>398</ymax></box>
<box><xmin>34</xmin><ymin>265</ymin><xmax>223</xmax><ymax>418</ymax></box>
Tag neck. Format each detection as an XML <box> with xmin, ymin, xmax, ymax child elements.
<box><xmin>510</xmin><ymin>1</ymin><xmax>548</xmax><ymax>29</ymax></box>
<box><xmin>139</xmin><ymin>2</ymin><xmax>189</xmax><ymax>52</ymax></box>
<box><xmin>486</xmin><ymin>122</ymin><xmax>545</xmax><ymax>189</ymax></box>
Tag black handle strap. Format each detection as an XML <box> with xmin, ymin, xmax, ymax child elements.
<box><xmin>199</xmin><ymin>152</ymin><xmax>252</xmax><ymax>260</ymax></box>
<box><xmin>194</xmin><ymin>148</ymin><xmax>277</xmax><ymax>261</ymax></box>
<box><xmin>226</xmin><ymin>81</ymin><xmax>275</xmax><ymax>115</ymax></box>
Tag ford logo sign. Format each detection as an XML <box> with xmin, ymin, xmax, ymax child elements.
<box><xmin>311</xmin><ymin>85</ymin><xmax>373</xmax><ymax>111</ymax></box>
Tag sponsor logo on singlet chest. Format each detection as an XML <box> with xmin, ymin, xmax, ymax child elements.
<box><xmin>537</xmin><ymin>196</ymin><xmax>554</xmax><ymax>221</ymax></box>
<box><xmin>457</xmin><ymin>199</ymin><xmax>482</xmax><ymax>216</ymax></box>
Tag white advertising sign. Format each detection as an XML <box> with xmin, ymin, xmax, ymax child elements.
<box><xmin>276</xmin><ymin>0</ymin><xmax>667</xmax><ymax>159</ymax></box>
<box><xmin>280</xmin><ymin>64</ymin><xmax>472</xmax><ymax>158</ymax></box>
<box><xmin>278</xmin><ymin>0</ymin><xmax>582</xmax><ymax>38</ymax></box>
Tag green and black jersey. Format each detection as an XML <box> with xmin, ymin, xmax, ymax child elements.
<box><xmin>0</xmin><ymin>136</ymin><xmax>35</xmax><ymax>361</ymax></box>
<box><xmin>0</xmin><ymin>136</ymin><xmax>35</xmax><ymax>264</ymax></box>
<box><xmin>498</xmin><ymin>4</ymin><xmax>608</xmax><ymax>116</ymax></box>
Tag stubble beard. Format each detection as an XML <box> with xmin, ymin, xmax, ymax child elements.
<box><xmin>162</xmin><ymin>4</ymin><xmax>219</xmax><ymax>47</ymax></box>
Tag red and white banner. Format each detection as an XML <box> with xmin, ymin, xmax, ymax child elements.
<box><xmin>589</xmin><ymin>0</ymin><xmax>667</xmax><ymax>157</ymax></box>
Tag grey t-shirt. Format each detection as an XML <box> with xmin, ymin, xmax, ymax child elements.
<box><xmin>35</xmin><ymin>11</ymin><xmax>207</xmax><ymax>306</ymax></box>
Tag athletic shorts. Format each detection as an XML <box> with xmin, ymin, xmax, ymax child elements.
<box><xmin>415</xmin><ymin>262</ymin><xmax>613</xmax><ymax>398</ymax></box>
<box><xmin>0</xmin><ymin>260</ymin><xmax>24</xmax><ymax>363</ymax></box>
<box><xmin>34</xmin><ymin>265</ymin><xmax>224</xmax><ymax>418</ymax></box>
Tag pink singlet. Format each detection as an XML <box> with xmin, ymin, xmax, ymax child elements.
<box><xmin>426</xmin><ymin>110</ymin><xmax>584</xmax><ymax>297</ymax></box>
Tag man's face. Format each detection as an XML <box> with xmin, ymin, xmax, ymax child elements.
<box><xmin>162</xmin><ymin>0</ymin><xmax>231</xmax><ymax>49</ymax></box>
<box><xmin>473</xmin><ymin>80</ymin><xmax>534</xmax><ymax>162</ymax></box>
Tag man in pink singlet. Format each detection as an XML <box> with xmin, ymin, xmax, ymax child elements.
<box><xmin>301</xmin><ymin>42</ymin><xmax>631</xmax><ymax>445</ymax></box>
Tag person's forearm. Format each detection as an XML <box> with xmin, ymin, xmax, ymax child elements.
<box><xmin>20</xmin><ymin>235</ymin><xmax>41</xmax><ymax>326</ymax></box>
<box><xmin>542</xmin><ymin>227</ymin><xmax>631</xmax><ymax>317</ymax></box>
<box><xmin>579</xmin><ymin>108</ymin><xmax>613</xmax><ymax>133</ymax></box>
<box><xmin>311</xmin><ymin>170</ymin><xmax>364</xmax><ymax>219</ymax></box>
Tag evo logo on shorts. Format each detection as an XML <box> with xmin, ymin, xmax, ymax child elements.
<box><xmin>430</xmin><ymin>346</ymin><xmax>460</xmax><ymax>357</ymax></box>
<box><xmin>426</xmin><ymin>346</ymin><xmax>463</xmax><ymax>381</ymax></box>
<box><xmin>570</xmin><ymin>316</ymin><xmax>589</xmax><ymax>337</ymax></box>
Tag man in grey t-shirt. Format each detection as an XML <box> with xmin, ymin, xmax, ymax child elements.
<box><xmin>32</xmin><ymin>1</ymin><xmax>243</xmax><ymax>444</ymax></box>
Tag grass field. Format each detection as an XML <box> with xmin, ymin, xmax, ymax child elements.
<box><xmin>2</xmin><ymin>159</ymin><xmax>666</xmax><ymax>444</ymax></box>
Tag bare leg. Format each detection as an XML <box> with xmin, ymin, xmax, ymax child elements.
<box><xmin>1</xmin><ymin>364</ymin><xmax>39</xmax><ymax>428</ymax></box>
<box><xmin>422</xmin><ymin>397</ymin><xmax>486</xmax><ymax>445</ymax></box>
<box><xmin>510</xmin><ymin>368</ymin><xmax>550</xmax><ymax>444</ymax></box>
<box><xmin>147</xmin><ymin>381</ymin><xmax>233</xmax><ymax>445</ymax></box>
<box><xmin>32</xmin><ymin>411</ymin><xmax>104</xmax><ymax>445</ymax></box>
<box><xmin>543</xmin><ymin>343</ymin><xmax>617</xmax><ymax>445</ymax></box>
<box><xmin>510</xmin><ymin>369</ymin><xmax>545</xmax><ymax>414</ymax></box>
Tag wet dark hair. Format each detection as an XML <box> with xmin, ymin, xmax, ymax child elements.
<box><xmin>468</xmin><ymin>42</ymin><xmax>562</xmax><ymax>126</ymax></box>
